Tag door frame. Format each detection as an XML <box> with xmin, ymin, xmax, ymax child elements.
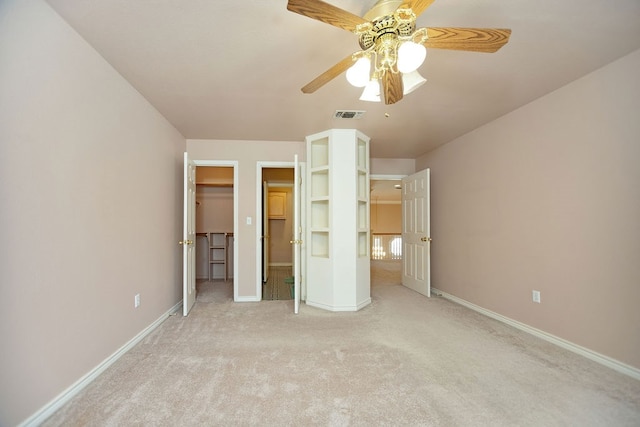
<box><xmin>193</xmin><ymin>160</ymin><xmax>239</xmax><ymax>300</ymax></box>
<box><xmin>256</xmin><ymin>161</ymin><xmax>306</xmax><ymax>301</ymax></box>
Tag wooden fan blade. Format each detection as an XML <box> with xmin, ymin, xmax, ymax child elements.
<box><xmin>287</xmin><ymin>0</ymin><xmax>368</xmax><ymax>32</ymax></box>
<box><xmin>424</xmin><ymin>27</ymin><xmax>511</xmax><ymax>53</ymax></box>
<box><xmin>301</xmin><ymin>54</ymin><xmax>355</xmax><ymax>94</ymax></box>
<box><xmin>382</xmin><ymin>71</ymin><xmax>404</xmax><ymax>105</ymax></box>
<box><xmin>399</xmin><ymin>0</ymin><xmax>436</xmax><ymax>17</ymax></box>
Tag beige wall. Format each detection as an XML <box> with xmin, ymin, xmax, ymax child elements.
<box><xmin>371</xmin><ymin>203</ymin><xmax>402</xmax><ymax>234</ymax></box>
<box><xmin>187</xmin><ymin>140</ymin><xmax>304</xmax><ymax>299</ymax></box>
<box><xmin>416</xmin><ymin>49</ymin><xmax>640</xmax><ymax>369</ymax></box>
<box><xmin>0</xmin><ymin>1</ymin><xmax>185</xmax><ymax>425</ymax></box>
<box><xmin>371</xmin><ymin>158</ymin><xmax>415</xmax><ymax>176</ymax></box>
<box><xmin>196</xmin><ymin>186</ymin><xmax>234</xmax><ymax>232</ymax></box>
<box><xmin>196</xmin><ymin>166</ymin><xmax>233</xmax><ymax>185</ymax></box>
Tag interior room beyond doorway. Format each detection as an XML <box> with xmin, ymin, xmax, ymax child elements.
<box><xmin>195</xmin><ymin>166</ymin><xmax>235</xmax><ymax>285</ymax></box>
<box><xmin>262</xmin><ymin>167</ymin><xmax>294</xmax><ymax>300</ymax></box>
<box><xmin>370</xmin><ymin>179</ymin><xmax>402</xmax><ymax>261</ymax></box>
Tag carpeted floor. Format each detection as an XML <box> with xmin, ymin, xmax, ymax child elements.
<box><xmin>262</xmin><ymin>265</ymin><xmax>293</xmax><ymax>301</ymax></box>
<box><xmin>43</xmin><ymin>260</ymin><xmax>640</xmax><ymax>426</ymax></box>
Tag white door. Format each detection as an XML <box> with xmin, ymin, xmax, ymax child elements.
<box><xmin>402</xmin><ymin>169</ymin><xmax>431</xmax><ymax>297</ymax></box>
<box><xmin>293</xmin><ymin>155</ymin><xmax>301</xmax><ymax>314</ymax></box>
<box><xmin>262</xmin><ymin>181</ymin><xmax>270</xmax><ymax>283</ymax></box>
<box><xmin>182</xmin><ymin>152</ymin><xmax>197</xmax><ymax>315</ymax></box>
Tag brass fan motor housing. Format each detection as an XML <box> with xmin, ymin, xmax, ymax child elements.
<box><xmin>357</xmin><ymin>12</ymin><xmax>416</xmax><ymax>51</ymax></box>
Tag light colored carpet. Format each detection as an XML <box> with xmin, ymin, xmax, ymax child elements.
<box><xmin>43</xmin><ymin>260</ymin><xmax>640</xmax><ymax>426</ymax></box>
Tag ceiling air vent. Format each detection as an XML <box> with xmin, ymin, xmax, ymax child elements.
<box><xmin>333</xmin><ymin>110</ymin><xmax>366</xmax><ymax>119</ymax></box>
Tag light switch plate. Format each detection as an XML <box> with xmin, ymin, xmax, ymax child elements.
<box><xmin>532</xmin><ymin>290</ymin><xmax>541</xmax><ymax>303</ymax></box>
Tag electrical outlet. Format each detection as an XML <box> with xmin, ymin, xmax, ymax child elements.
<box><xmin>134</xmin><ymin>293</ymin><xmax>141</xmax><ymax>308</ymax></box>
<box><xmin>532</xmin><ymin>290</ymin><xmax>541</xmax><ymax>303</ymax></box>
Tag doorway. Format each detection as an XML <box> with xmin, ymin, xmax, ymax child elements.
<box><xmin>192</xmin><ymin>162</ymin><xmax>238</xmax><ymax>300</ymax></box>
<box><xmin>260</xmin><ymin>167</ymin><xmax>294</xmax><ymax>300</ymax></box>
<box><xmin>370</xmin><ymin>172</ymin><xmax>431</xmax><ymax>297</ymax></box>
<box><xmin>369</xmin><ymin>175</ymin><xmax>405</xmax><ymax>290</ymax></box>
<box><xmin>370</xmin><ymin>176</ymin><xmax>403</xmax><ymax>261</ymax></box>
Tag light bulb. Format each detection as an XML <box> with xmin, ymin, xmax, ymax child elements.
<box><xmin>402</xmin><ymin>70</ymin><xmax>427</xmax><ymax>95</ymax></box>
<box><xmin>359</xmin><ymin>79</ymin><xmax>381</xmax><ymax>102</ymax></box>
<box><xmin>346</xmin><ymin>57</ymin><xmax>371</xmax><ymax>88</ymax></box>
<box><xmin>397</xmin><ymin>41</ymin><xmax>426</xmax><ymax>74</ymax></box>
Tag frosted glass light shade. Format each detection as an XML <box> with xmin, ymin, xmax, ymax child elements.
<box><xmin>402</xmin><ymin>70</ymin><xmax>427</xmax><ymax>95</ymax></box>
<box><xmin>397</xmin><ymin>41</ymin><xmax>426</xmax><ymax>73</ymax></box>
<box><xmin>359</xmin><ymin>79</ymin><xmax>381</xmax><ymax>102</ymax></box>
<box><xmin>346</xmin><ymin>57</ymin><xmax>371</xmax><ymax>87</ymax></box>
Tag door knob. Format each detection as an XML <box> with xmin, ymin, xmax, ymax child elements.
<box><xmin>178</xmin><ymin>240</ymin><xmax>194</xmax><ymax>245</ymax></box>
<box><xmin>421</xmin><ymin>237</ymin><xmax>432</xmax><ymax>242</ymax></box>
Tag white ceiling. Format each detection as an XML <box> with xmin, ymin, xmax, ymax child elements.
<box><xmin>45</xmin><ymin>0</ymin><xmax>640</xmax><ymax>159</ymax></box>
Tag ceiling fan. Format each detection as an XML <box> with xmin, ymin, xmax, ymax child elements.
<box><xmin>287</xmin><ymin>0</ymin><xmax>511</xmax><ymax>105</ymax></box>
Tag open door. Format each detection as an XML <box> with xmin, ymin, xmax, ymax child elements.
<box><xmin>293</xmin><ymin>155</ymin><xmax>301</xmax><ymax>314</ymax></box>
<box><xmin>401</xmin><ymin>169</ymin><xmax>431</xmax><ymax>297</ymax></box>
<box><xmin>182</xmin><ymin>152</ymin><xmax>197</xmax><ymax>315</ymax></box>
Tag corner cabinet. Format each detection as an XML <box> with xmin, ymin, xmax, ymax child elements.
<box><xmin>306</xmin><ymin>129</ymin><xmax>371</xmax><ymax>312</ymax></box>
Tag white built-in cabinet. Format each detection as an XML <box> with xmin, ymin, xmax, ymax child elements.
<box><xmin>305</xmin><ymin>129</ymin><xmax>371</xmax><ymax>311</ymax></box>
<box><xmin>268</xmin><ymin>191</ymin><xmax>287</xmax><ymax>220</ymax></box>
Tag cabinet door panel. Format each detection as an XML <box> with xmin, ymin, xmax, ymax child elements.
<box><xmin>268</xmin><ymin>192</ymin><xmax>287</xmax><ymax>219</ymax></box>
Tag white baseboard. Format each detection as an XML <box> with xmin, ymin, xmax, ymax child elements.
<box><xmin>432</xmin><ymin>288</ymin><xmax>640</xmax><ymax>381</ymax></box>
<box><xmin>19</xmin><ymin>301</ymin><xmax>183</xmax><ymax>427</ymax></box>
<box><xmin>306</xmin><ymin>298</ymin><xmax>371</xmax><ymax>312</ymax></box>
<box><xmin>235</xmin><ymin>296</ymin><xmax>261</xmax><ymax>302</ymax></box>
